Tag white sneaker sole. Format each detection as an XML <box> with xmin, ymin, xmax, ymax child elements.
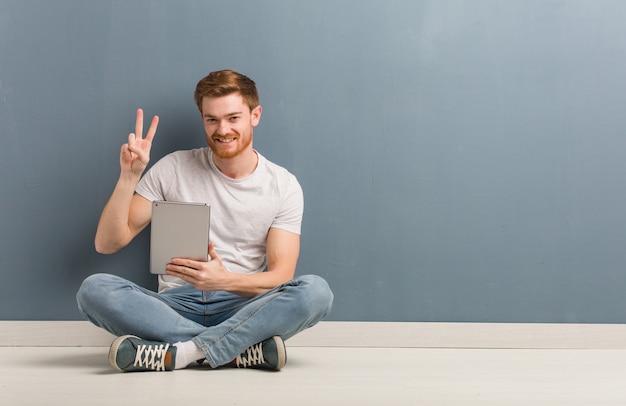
<box><xmin>108</xmin><ymin>335</ymin><xmax>139</xmax><ymax>372</ymax></box>
<box><xmin>272</xmin><ymin>336</ymin><xmax>287</xmax><ymax>370</ymax></box>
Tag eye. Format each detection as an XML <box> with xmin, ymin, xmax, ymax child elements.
<box><xmin>229</xmin><ymin>116</ymin><xmax>240</xmax><ymax>122</ymax></box>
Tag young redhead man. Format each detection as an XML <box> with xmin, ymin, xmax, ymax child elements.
<box><xmin>77</xmin><ymin>70</ymin><xmax>333</xmax><ymax>372</ymax></box>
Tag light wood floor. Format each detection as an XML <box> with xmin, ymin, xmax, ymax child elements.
<box><xmin>3</xmin><ymin>346</ymin><xmax>626</xmax><ymax>405</ymax></box>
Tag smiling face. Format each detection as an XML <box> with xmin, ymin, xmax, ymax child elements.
<box><xmin>201</xmin><ymin>93</ymin><xmax>262</xmax><ymax>160</ymax></box>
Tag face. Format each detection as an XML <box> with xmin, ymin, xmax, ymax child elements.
<box><xmin>201</xmin><ymin>93</ymin><xmax>261</xmax><ymax>160</ymax></box>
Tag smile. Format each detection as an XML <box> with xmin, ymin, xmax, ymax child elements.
<box><xmin>215</xmin><ymin>137</ymin><xmax>235</xmax><ymax>143</ymax></box>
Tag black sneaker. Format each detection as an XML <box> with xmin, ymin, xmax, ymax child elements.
<box><xmin>234</xmin><ymin>336</ymin><xmax>286</xmax><ymax>371</ymax></box>
<box><xmin>109</xmin><ymin>335</ymin><xmax>176</xmax><ymax>372</ymax></box>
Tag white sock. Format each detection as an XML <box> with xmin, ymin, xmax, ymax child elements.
<box><xmin>173</xmin><ymin>341</ymin><xmax>206</xmax><ymax>369</ymax></box>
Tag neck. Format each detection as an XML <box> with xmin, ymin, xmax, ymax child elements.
<box><xmin>212</xmin><ymin>148</ymin><xmax>258</xmax><ymax>179</ymax></box>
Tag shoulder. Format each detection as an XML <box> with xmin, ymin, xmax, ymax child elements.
<box><xmin>257</xmin><ymin>152</ymin><xmax>300</xmax><ymax>186</ymax></box>
<box><xmin>151</xmin><ymin>147</ymin><xmax>209</xmax><ymax>170</ymax></box>
<box><xmin>256</xmin><ymin>153</ymin><xmax>303</xmax><ymax>208</ymax></box>
<box><xmin>161</xmin><ymin>147</ymin><xmax>208</xmax><ymax>162</ymax></box>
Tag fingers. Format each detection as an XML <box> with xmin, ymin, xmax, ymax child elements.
<box><xmin>126</xmin><ymin>132</ymin><xmax>143</xmax><ymax>158</ymax></box>
<box><xmin>166</xmin><ymin>260</ymin><xmax>196</xmax><ymax>277</ymax></box>
<box><xmin>168</xmin><ymin>243</ymin><xmax>220</xmax><ymax>271</ymax></box>
<box><xmin>145</xmin><ymin>115</ymin><xmax>159</xmax><ymax>142</ymax></box>
<box><xmin>133</xmin><ymin>108</ymin><xmax>159</xmax><ymax>142</ymax></box>
<box><xmin>135</xmin><ymin>108</ymin><xmax>144</xmax><ymax>141</ymax></box>
<box><xmin>208</xmin><ymin>242</ymin><xmax>222</xmax><ymax>262</ymax></box>
<box><xmin>168</xmin><ymin>243</ymin><xmax>219</xmax><ymax>265</ymax></box>
<box><xmin>126</xmin><ymin>108</ymin><xmax>158</xmax><ymax>158</ymax></box>
<box><xmin>169</xmin><ymin>257</ymin><xmax>200</xmax><ymax>270</ymax></box>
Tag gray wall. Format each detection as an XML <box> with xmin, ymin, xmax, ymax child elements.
<box><xmin>2</xmin><ymin>0</ymin><xmax>626</xmax><ymax>322</ymax></box>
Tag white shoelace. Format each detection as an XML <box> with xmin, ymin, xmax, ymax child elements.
<box><xmin>133</xmin><ymin>343</ymin><xmax>170</xmax><ymax>371</ymax></box>
<box><xmin>235</xmin><ymin>343</ymin><xmax>265</xmax><ymax>368</ymax></box>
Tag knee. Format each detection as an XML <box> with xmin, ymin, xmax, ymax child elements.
<box><xmin>76</xmin><ymin>273</ymin><xmax>124</xmax><ymax>315</ymax></box>
<box><xmin>293</xmin><ymin>275</ymin><xmax>334</xmax><ymax>320</ymax></box>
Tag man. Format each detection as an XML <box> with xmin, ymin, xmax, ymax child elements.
<box><xmin>77</xmin><ymin>69</ymin><xmax>333</xmax><ymax>372</ymax></box>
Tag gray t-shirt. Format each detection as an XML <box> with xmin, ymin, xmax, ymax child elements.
<box><xmin>136</xmin><ymin>147</ymin><xmax>304</xmax><ymax>292</ymax></box>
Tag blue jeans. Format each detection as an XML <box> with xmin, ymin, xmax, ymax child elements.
<box><xmin>76</xmin><ymin>273</ymin><xmax>333</xmax><ymax>367</ymax></box>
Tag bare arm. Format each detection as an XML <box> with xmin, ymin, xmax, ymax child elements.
<box><xmin>94</xmin><ymin>109</ymin><xmax>158</xmax><ymax>254</ymax></box>
<box><xmin>95</xmin><ymin>192</ymin><xmax>152</xmax><ymax>254</ymax></box>
<box><xmin>166</xmin><ymin>227</ymin><xmax>300</xmax><ymax>297</ymax></box>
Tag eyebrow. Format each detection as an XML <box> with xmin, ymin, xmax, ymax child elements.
<box><xmin>203</xmin><ymin>111</ymin><xmax>243</xmax><ymax>119</ymax></box>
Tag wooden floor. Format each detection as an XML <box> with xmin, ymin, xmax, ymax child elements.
<box><xmin>3</xmin><ymin>345</ymin><xmax>626</xmax><ymax>405</ymax></box>
<box><xmin>3</xmin><ymin>322</ymin><xmax>626</xmax><ymax>405</ymax></box>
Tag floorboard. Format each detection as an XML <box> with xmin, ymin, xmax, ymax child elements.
<box><xmin>2</xmin><ymin>346</ymin><xmax>626</xmax><ymax>405</ymax></box>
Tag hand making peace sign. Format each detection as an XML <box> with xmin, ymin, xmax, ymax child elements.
<box><xmin>120</xmin><ymin>108</ymin><xmax>159</xmax><ymax>177</ymax></box>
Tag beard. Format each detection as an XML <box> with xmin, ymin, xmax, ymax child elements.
<box><xmin>208</xmin><ymin>132</ymin><xmax>253</xmax><ymax>159</ymax></box>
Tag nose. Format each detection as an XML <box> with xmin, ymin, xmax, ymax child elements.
<box><xmin>216</xmin><ymin>120</ymin><xmax>230</xmax><ymax>136</ymax></box>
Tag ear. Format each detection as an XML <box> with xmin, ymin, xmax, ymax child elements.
<box><xmin>251</xmin><ymin>105</ymin><xmax>262</xmax><ymax>127</ymax></box>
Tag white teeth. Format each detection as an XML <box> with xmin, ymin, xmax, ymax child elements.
<box><xmin>216</xmin><ymin>138</ymin><xmax>234</xmax><ymax>142</ymax></box>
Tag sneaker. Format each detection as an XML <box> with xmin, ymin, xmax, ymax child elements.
<box><xmin>234</xmin><ymin>336</ymin><xmax>286</xmax><ymax>371</ymax></box>
<box><xmin>109</xmin><ymin>335</ymin><xmax>176</xmax><ymax>372</ymax></box>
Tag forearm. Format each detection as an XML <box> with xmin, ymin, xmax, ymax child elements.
<box><xmin>166</xmin><ymin>231</ymin><xmax>299</xmax><ymax>297</ymax></box>
<box><xmin>224</xmin><ymin>229</ymin><xmax>299</xmax><ymax>297</ymax></box>
<box><xmin>94</xmin><ymin>173</ymin><xmax>142</xmax><ymax>254</ymax></box>
<box><xmin>223</xmin><ymin>270</ymin><xmax>294</xmax><ymax>298</ymax></box>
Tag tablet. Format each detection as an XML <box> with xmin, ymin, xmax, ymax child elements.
<box><xmin>150</xmin><ymin>201</ymin><xmax>211</xmax><ymax>274</ymax></box>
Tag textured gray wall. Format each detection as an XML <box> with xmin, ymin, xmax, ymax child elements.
<box><xmin>2</xmin><ymin>0</ymin><xmax>626</xmax><ymax>322</ymax></box>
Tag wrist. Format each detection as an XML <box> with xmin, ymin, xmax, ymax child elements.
<box><xmin>119</xmin><ymin>170</ymin><xmax>142</xmax><ymax>185</ymax></box>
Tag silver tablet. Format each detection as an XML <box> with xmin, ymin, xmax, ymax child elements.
<box><xmin>150</xmin><ymin>201</ymin><xmax>211</xmax><ymax>275</ymax></box>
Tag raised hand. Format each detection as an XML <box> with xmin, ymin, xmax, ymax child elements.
<box><xmin>120</xmin><ymin>108</ymin><xmax>159</xmax><ymax>177</ymax></box>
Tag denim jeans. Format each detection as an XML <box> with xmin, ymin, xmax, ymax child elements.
<box><xmin>76</xmin><ymin>273</ymin><xmax>333</xmax><ymax>368</ymax></box>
